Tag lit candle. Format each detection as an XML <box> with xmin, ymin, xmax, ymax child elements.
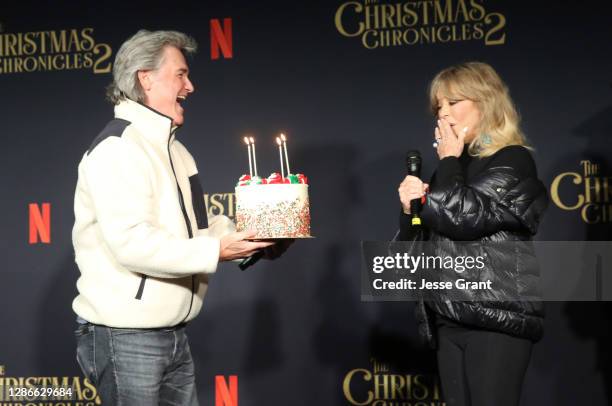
<box><xmin>276</xmin><ymin>137</ymin><xmax>285</xmax><ymax>179</ymax></box>
<box><xmin>249</xmin><ymin>136</ymin><xmax>258</xmax><ymax>177</ymax></box>
<box><xmin>280</xmin><ymin>133</ymin><xmax>291</xmax><ymax>175</ymax></box>
<box><xmin>244</xmin><ymin>136</ymin><xmax>253</xmax><ymax>176</ymax></box>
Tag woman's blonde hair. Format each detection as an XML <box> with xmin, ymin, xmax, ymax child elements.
<box><xmin>429</xmin><ymin>62</ymin><xmax>529</xmax><ymax>157</ymax></box>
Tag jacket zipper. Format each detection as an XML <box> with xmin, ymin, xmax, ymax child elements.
<box><xmin>135</xmin><ymin>130</ymin><xmax>196</xmax><ymax>326</ymax></box>
<box><xmin>166</xmin><ymin>131</ymin><xmax>196</xmax><ymax>325</ymax></box>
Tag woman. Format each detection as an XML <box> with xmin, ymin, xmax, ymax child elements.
<box><xmin>397</xmin><ymin>62</ymin><xmax>548</xmax><ymax>406</ymax></box>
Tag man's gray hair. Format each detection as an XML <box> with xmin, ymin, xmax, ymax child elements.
<box><xmin>106</xmin><ymin>30</ymin><xmax>197</xmax><ymax>104</ymax></box>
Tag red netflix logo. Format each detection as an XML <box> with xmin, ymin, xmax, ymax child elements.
<box><xmin>29</xmin><ymin>203</ymin><xmax>51</xmax><ymax>244</ymax></box>
<box><xmin>210</xmin><ymin>18</ymin><xmax>233</xmax><ymax>60</ymax></box>
<box><xmin>215</xmin><ymin>375</ymin><xmax>238</xmax><ymax>406</ymax></box>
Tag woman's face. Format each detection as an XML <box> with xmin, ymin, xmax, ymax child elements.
<box><xmin>435</xmin><ymin>91</ymin><xmax>481</xmax><ymax>143</ymax></box>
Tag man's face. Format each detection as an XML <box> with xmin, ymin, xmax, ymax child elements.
<box><xmin>141</xmin><ymin>46</ymin><xmax>194</xmax><ymax>126</ymax></box>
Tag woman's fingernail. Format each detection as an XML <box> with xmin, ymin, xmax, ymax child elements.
<box><xmin>463</xmin><ymin>126</ymin><xmax>468</xmax><ymax>132</ymax></box>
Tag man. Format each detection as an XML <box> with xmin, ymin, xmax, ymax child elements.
<box><xmin>72</xmin><ymin>30</ymin><xmax>276</xmax><ymax>405</ymax></box>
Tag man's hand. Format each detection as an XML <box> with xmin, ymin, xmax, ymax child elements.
<box><xmin>219</xmin><ymin>230</ymin><xmax>274</xmax><ymax>261</ymax></box>
<box><xmin>262</xmin><ymin>239</ymin><xmax>295</xmax><ymax>260</ymax></box>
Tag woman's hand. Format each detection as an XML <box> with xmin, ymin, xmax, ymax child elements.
<box><xmin>435</xmin><ymin>118</ymin><xmax>467</xmax><ymax>159</ymax></box>
<box><xmin>398</xmin><ymin>175</ymin><xmax>428</xmax><ymax>214</ymax></box>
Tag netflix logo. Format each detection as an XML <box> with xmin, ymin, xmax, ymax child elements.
<box><xmin>210</xmin><ymin>18</ymin><xmax>233</xmax><ymax>60</ymax></box>
<box><xmin>29</xmin><ymin>203</ymin><xmax>51</xmax><ymax>244</ymax></box>
<box><xmin>215</xmin><ymin>375</ymin><xmax>238</xmax><ymax>406</ymax></box>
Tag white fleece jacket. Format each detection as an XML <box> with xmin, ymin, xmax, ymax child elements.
<box><xmin>72</xmin><ymin>99</ymin><xmax>234</xmax><ymax>328</ymax></box>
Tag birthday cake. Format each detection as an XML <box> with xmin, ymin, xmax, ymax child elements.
<box><xmin>235</xmin><ymin>173</ymin><xmax>311</xmax><ymax>239</ymax></box>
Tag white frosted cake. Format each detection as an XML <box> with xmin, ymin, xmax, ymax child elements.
<box><xmin>235</xmin><ymin>173</ymin><xmax>311</xmax><ymax>239</ymax></box>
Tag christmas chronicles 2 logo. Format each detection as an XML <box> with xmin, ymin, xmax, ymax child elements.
<box><xmin>551</xmin><ymin>160</ymin><xmax>612</xmax><ymax>224</ymax></box>
<box><xmin>343</xmin><ymin>359</ymin><xmax>445</xmax><ymax>405</ymax></box>
<box><xmin>0</xmin><ymin>365</ymin><xmax>101</xmax><ymax>405</ymax></box>
<box><xmin>0</xmin><ymin>28</ymin><xmax>113</xmax><ymax>74</ymax></box>
<box><xmin>334</xmin><ymin>0</ymin><xmax>506</xmax><ymax>49</ymax></box>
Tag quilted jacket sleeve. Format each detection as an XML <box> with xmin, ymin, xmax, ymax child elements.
<box><xmin>420</xmin><ymin>146</ymin><xmax>548</xmax><ymax>240</ymax></box>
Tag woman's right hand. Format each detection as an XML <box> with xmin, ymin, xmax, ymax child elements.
<box><xmin>398</xmin><ymin>175</ymin><xmax>428</xmax><ymax>214</ymax></box>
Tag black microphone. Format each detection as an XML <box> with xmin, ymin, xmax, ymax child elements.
<box><xmin>239</xmin><ymin>250</ymin><xmax>264</xmax><ymax>271</ymax></box>
<box><xmin>405</xmin><ymin>150</ymin><xmax>422</xmax><ymax>226</ymax></box>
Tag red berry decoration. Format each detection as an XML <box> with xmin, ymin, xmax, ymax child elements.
<box><xmin>268</xmin><ymin>172</ymin><xmax>283</xmax><ymax>184</ymax></box>
<box><xmin>297</xmin><ymin>174</ymin><xmax>308</xmax><ymax>184</ymax></box>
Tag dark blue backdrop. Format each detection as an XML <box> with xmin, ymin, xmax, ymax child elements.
<box><xmin>1</xmin><ymin>1</ymin><xmax>611</xmax><ymax>405</ymax></box>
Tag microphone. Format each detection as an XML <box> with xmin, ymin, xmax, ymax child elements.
<box><xmin>405</xmin><ymin>150</ymin><xmax>422</xmax><ymax>226</ymax></box>
<box><xmin>239</xmin><ymin>251</ymin><xmax>264</xmax><ymax>271</ymax></box>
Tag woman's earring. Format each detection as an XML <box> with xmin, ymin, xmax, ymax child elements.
<box><xmin>481</xmin><ymin>134</ymin><xmax>492</xmax><ymax>145</ymax></box>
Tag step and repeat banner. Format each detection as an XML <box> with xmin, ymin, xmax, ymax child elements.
<box><xmin>1</xmin><ymin>1</ymin><xmax>611</xmax><ymax>405</ymax></box>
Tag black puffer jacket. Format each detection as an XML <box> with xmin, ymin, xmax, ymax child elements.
<box><xmin>399</xmin><ymin>145</ymin><xmax>549</xmax><ymax>344</ymax></box>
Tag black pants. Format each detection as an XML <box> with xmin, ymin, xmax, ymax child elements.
<box><xmin>436</xmin><ymin>315</ymin><xmax>533</xmax><ymax>406</ymax></box>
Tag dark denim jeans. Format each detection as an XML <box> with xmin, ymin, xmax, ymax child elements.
<box><xmin>75</xmin><ymin>322</ymin><xmax>198</xmax><ymax>406</ymax></box>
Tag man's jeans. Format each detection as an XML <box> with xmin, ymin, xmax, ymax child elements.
<box><xmin>75</xmin><ymin>322</ymin><xmax>198</xmax><ymax>406</ymax></box>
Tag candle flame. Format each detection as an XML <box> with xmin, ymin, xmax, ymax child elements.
<box><xmin>276</xmin><ymin>137</ymin><xmax>282</xmax><ymax>145</ymax></box>
<box><xmin>249</xmin><ymin>136</ymin><xmax>255</xmax><ymax>143</ymax></box>
<box><xmin>243</xmin><ymin>136</ymin><xmax>250</xmax><ymax>145</ymax></box>
<box><xmin>280</xmin><ymin>133</ymin><xmax>286</xmax><ymax>142</ymax></box>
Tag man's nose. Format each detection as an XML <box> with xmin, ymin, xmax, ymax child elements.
<box><xmin>185</xmin><ymin>77</ymin><xmax>195</xmax><ymax>93</ymax></box>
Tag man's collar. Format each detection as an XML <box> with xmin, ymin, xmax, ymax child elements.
<box><xmin>114</xmin><ymin>99</ymin><xmax>179</xmax><ymax>143</ymax></box>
